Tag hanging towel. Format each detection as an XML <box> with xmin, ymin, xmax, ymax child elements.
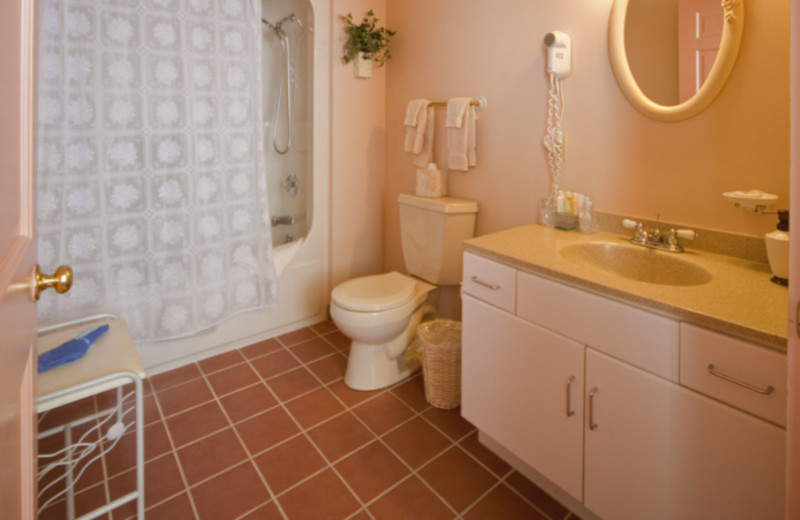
<box><xmin>412</xmin><ymin>105</ymin><xmax>434</xmax><ymax>167</ymax></box>
<box><xmin>446</xmin><ymin>98</ymin><xmax>477</xmax><ymax>171</ymax></box>
<box><xmin>404</xmin><ymin>99</ymin><xmax>430</xmax><ymax>154</ymax></box>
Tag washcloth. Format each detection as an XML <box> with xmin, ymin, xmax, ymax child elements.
<box><xmin>38</xmin><ymin>324</ymin><xmax>110</xmax><ymax>373</ymax></box>
<box><xmin>446</xmin><ymin>98</ymin><xmax>477</xmax><ymax>171</ymax></box>
<box><xmin>404</xmin><ymin>99</ymin><xmax>429</xmax><ymax>154</ymax></box>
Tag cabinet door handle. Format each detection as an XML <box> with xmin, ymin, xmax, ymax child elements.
<box><xmin>470</xmin><ymin>276</ymin><xmax>500</xmax><ymax>290</ymax></box>
<box><xmin>706</xmin><ymin>364</ymin><xmax>775</xmax><ymax>395</ymax></box>
<box><xmin>566</xmin><ymin>376</ymin><xmax>576</xmax><ymax>417</ymax></box>
<box><xmin>588</xmin><ymin>387</ymin><xmax>599</xmax><ymax>430</ymax></box>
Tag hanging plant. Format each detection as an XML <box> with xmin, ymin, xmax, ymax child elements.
<box><xmin>340</xmin><ymin>10</ymin><xmax>395</xmax><ymax>68</ymax></box>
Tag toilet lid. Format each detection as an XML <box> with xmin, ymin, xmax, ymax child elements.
<box><xmin>332</xmin><ymin>272</ymin><xmax>416</xmax><ymax>312</ymax></box>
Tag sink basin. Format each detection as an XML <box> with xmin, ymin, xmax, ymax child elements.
<box><xmin>559</xmin><ymin>242</ymin><xmax>712</xmax><ymax>286</ymax></box>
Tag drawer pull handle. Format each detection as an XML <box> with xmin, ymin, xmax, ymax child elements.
<box><xmin>588</xmin><ymin>387</ymin><xmax>599</xmax><ymax>430</ymax></box>
<box><xmin>706</xmin><ymin>364</ymin><xmax>775</xmax><ymax>395</ymax></box>
<box><xmin>566</xmin><ymin>376</ymin><xmax>576</xmax><ymax>417</ymax></box>
<box><xmin>470</xmin><ymin>276</ymin><xmax>500</xmax><ymax>290</ymax></box>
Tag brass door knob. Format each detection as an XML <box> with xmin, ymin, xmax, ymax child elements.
<box><xmin>34</xmin><ymin>264</ymin><xmax>73</xmax><ymax>301</ymax></box>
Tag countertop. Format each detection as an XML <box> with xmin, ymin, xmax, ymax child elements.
<box><xmin>464</xmin><ymin>224</ymin><xmax>789</xmax><ymax>351</ymax></box>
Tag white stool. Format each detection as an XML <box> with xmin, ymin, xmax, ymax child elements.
<box><xmin>37</xmin><ymin>315</ymin><xmax>145</xmax><ymax>520</ymax></box>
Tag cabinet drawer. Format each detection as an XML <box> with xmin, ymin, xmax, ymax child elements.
<box><xmin>517</xmin><ymin>271</ymin><xmax>679</xmax><ymax>382</ymax></box>
<box><xmin>680</xmin><ymin>323</ymin><xmax>787</xmax><ymax>426</ymax></box>
<box><xmin>462</xmin><ymin>253</ymin><xmax>516</xmax><ymax>313</ymax></box>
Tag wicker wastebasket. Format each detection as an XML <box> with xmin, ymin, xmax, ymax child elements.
<box><xmin>417</xmin><ymin>319</ymin><xmax>462</xmax><ymax>409</ymax></box>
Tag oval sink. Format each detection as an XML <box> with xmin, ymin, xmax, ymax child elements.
<box><xmin>559</xmin><ymin>242</ymin><xmax>712</xmax><ymax>286</ymax></box>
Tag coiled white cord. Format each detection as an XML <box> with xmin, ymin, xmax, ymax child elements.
<box><xmin>542</xmin><ymin>73</ymin><xmax>565</xmax><ymax>206</ymax></box>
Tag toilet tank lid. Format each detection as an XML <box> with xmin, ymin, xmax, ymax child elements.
<box><xmin>397</xmin><ymin>193</ymin><xmax>478</xmax><ymax>214</ymax></box>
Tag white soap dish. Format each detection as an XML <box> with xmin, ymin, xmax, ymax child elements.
<box><xmin>722</xmin><ymin>190</ymin><xmax>778</xmax><ymax>213</ymax></box>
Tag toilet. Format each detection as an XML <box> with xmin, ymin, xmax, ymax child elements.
<box><xmin>330</xmin><ymin>194</ymin><xmax>478</xmax><ymax>391</ymax></box>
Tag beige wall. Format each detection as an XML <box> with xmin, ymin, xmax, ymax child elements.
<box><xmin>330</xmin><ymin>0</ymin><xmax>387</xmax><ymax>289</ymax></box>
<box><xmin>381</xmin><ymin>0</ymin><xmax>790</xmax><ymax>276</ymax></box>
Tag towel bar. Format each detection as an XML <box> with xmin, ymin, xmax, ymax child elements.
<box><xmin>428</xmin><ymin>96</ymin><xmax>487</xmax><ymax>111</ymax></box>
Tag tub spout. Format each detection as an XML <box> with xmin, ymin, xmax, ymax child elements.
<box><xmin>271</xmin><ymin>215</ymin><xmax>295</xmax><ymax>227</ymax></box>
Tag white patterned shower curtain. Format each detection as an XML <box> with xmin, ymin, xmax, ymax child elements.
<box><xmin>36</xmin><ymin>0</ymin><xmax>277</xmax><ymax>342</ymax></box>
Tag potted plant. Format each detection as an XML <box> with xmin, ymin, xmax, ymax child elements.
<box><xmin>340</xmin><ymin>10</ymin><xmax>395</xmax><ymax>78</ymax></box>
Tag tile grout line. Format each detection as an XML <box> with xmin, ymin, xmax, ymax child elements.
<box><xmin>196</xmin><ymin>356</ymin><xmax>290</xmax><ymax>520</ymax></box>
<box><xmin>269</xmin><ymin>335</ymin><xmax>376</xmax><ymax>517</ymax></box>
<box><xmin>149</xmin><ymin>363</ymin><xmax>203</xmax><ymax>520</ymax></box>
<box><xmin>332</xmin><ymin>385</ymin><xmax>465</xmax><ymax>517</ymax></box>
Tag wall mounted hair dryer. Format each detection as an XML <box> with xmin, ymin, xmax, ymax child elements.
<box><xmin>544</xmin><ymin>31</ymin><xmax>571</xmax><ymax>78</ymax></box>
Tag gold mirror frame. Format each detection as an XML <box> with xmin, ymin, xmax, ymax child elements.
<box><xmin>608</xmin><ymin>0</ymin><xmax>745</xmax><ymax>122</ymax></box>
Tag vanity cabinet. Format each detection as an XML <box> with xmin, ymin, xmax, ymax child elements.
<box><xmin>462</xmin><ymin>295</ymin><xmax>584</xmax><ymax>500</ymax></box>
<box><xmin>461</xmin><ymin>252</ymin><xmax>786</xmax><ymax>520</ymax></box>
<box><xmin>584</xmin><ymin>349</ymin><xmax>784</xmax><ymax>520</ymax></box>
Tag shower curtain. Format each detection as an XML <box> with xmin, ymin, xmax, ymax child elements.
<box><xmin>36</xmin><ymin>0</ymin><xmax>277</xmax><ymax>342</ymax></box>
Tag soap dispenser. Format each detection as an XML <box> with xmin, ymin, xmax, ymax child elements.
<box><xmin>765</xmin><ymin>210</ymin><xmax>789</xmax><ymax>286</ymax></box>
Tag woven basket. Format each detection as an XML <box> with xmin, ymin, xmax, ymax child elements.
<box><xmin>417</xmin><ymin>320</ymin><xmax>462</xmax><ymax>409</ymax></box>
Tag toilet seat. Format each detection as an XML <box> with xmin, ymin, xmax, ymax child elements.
<box><xmin>332</xmin><ymin>272</ymin><xmax>416</xmax><ymax>312</ymax></box>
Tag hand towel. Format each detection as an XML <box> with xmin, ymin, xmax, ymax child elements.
<box><xmin>446</xmin><ymin>98</ymin><xmax>477</xmax><ymax>171</ymax></box>
<box><xmin>412</xmin><ymin>105</ymin><xmax>434</xmax><ymax>167</ymax></box>
<box><xmin>404</xmin><ymin>99</ymin><xmax>430</xmax><ymax>154</ymax></box>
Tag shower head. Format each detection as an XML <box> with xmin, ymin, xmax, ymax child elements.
<box><xmin>261</xmin><ymin>18</ymin><xmax>280</xmax><ymax>35</ymax></box>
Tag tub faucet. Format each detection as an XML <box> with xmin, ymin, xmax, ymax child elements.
<box><xmin>622</xmin><ymin>215</ymin><xmax>696</xmax><ymax>253</ymax></box>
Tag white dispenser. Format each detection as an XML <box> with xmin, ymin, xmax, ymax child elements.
<box><xmin>765</xmin><ymin>211</ymin><xmax>789</xmax><ymax>286</ymax></box>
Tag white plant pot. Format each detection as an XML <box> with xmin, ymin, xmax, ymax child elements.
<box><xmin>355</xmin><ymin>52</ymin><xmax>372</xmax><ymax>78</ymax></box>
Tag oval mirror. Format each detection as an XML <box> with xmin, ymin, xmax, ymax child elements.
<box><xmin>608</xmin><ymin>0</ymin><xmax>744</xmax><ymax>122</ymax></box>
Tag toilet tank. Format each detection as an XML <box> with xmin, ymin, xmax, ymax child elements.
<box><xmin>398</xmin><ymin>194</ymin><xmax>478</xmax><ymax>285</ymax></box>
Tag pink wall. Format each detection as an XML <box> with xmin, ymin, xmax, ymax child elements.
<box><xmin>329</xmin><ymin>0</ymin><xmax>387</xmax><ymax>289</ymax></box>
<box><xmin>381</xmin><ymin>0</ymin><xmax>790</xmax><ymax>276</ymax></box>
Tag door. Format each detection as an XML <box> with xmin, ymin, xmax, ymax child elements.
<box><xmin>0</xmin><ymin>0</ymin><xmax>38</xmax><ymax>518</ymax></box>
<box><xmin>584</xmin><ymin>349</ymin><xmax>785</xmax><ymax>520</ymax></box>
<box><xmin>461</xmin><ymin>295</ymin><xmax>585</xmax><ymax>500</ymax></box>
<box><xmin>787</xmin><ymin>3</ymin><xmax>800</xmax><ymax>515</ymax></box>
<box><xmin>678</xmin><ymin>0</ymin><xmax>723</xmax><ymax>102</ymax></box>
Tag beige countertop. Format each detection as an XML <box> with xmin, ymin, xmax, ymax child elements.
<box><xmin>464</xmin><ymin>224</ymin><xmax>789</xmax><ymax>352</ymax></box>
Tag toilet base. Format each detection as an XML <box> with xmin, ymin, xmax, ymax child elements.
<box><xmin>344</xmin><ymin>337</ymin><xmax>421</xmax><ymax>391</ymax></box>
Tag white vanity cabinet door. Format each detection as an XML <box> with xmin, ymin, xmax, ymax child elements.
<box><xmin>584</xmin><ymin>349</ymin><xmax>785</xmax><ymax>520</ymax></box>
<box><xmin>462</xmin><ymin>294</ymin><xmax>585</xmax><ymax>501</ymax></box>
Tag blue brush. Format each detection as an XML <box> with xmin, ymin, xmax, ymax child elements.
<box><xmin>38</xmin><ymin>324</ymin><xmax>110</xmax><ymax>373</ymax></box>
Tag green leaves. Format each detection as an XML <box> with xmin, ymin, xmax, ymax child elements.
<box><xmin>340</xmin><ymin>9</ymin><xmax>395</xmax><ymax>67</ymax></box>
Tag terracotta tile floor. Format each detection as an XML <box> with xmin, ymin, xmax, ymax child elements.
<box><xmin>37</xmin><ymin>322</ymin><xmax>582</xmax><ymax>520</ymax></box>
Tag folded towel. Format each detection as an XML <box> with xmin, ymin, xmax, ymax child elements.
<box><xmin>404</xmin><ymin>99</ymin><xmax>430</xmax><ymax>154</ymax></box>
<box><xmin>412</xmin><ymin>105</ymin><xmax>434</xmax><ymax>167</ymax></box>
<box><xmin>446</xmin><ymin>98</ymin><xmax>477</xmax><ymax>171</ymax></box>
<box><xmin>38</xmin><ymin>324</ymin><xmax>110</xmax><ymax>373</ymax></box>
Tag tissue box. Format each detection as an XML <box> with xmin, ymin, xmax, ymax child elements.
<box><xmin>416</xmin><ymin>167</ymin><xmax>447</xmax><ymax>197</ymax></box>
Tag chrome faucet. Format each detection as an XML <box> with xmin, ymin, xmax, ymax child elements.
<box><xmin>622</xmin><ymin>215</ymin><xmax>696</xmax><ymax>253</ymax></box>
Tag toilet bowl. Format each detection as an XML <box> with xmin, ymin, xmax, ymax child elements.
<box><xmin>330</xmin><ymin>272</ymin><xmax>436</xmax><ymax>391</ymax></box>
<box><xmin>331</xmin><ymin>194</ymin><xmax>478</xmax><ymax>391</ymax></box>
